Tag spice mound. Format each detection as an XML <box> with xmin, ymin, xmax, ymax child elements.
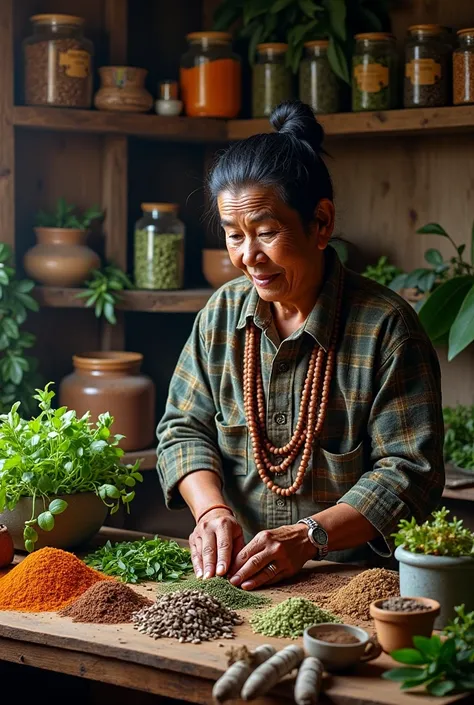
<box><xmin>315</xmin><ymin>629</ymin><xmax>360</xmax><ymax>645</ymax></box>
<box><xmin>322</xmin><ymin>568</ymin><xmax>399</xmax><ymax>622</ymax></box>
<box><xmin>133</xmin><ymin>589</ymin><xmax>243</xmax><ymax>644</ymax></box>
<box><xmin>250</xmin><ymin>597</ymin><xmax>341</xmax><ymax>639</ymax></box>
<box><xmin>380</xmin><ymin>597</ymin><xmax>430</xmax><ymax>613</ymax></box>
<box><xmin>0</xmin><ymin>547</ymin><xmax>109</xmax><ymax>612</ymax></box>
<box><xmin>159</xmin><ymin>576</ymin><xmax>271</xmax><ymax>609</ymax></box>
<box><xmin>60</xmin><ymin>580</ymin><xmax>152</xmax><ymax>624</ymax></box>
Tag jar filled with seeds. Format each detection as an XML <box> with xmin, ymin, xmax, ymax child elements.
<box><xmin>453</xmin><ymin>28</ymin><xmax>474</xmax><ymax>105</ymax></box>
<box><xmin>299</xmin><ymin>40</ymin><xmax>340</xmax><ymax>114</ymax></box>
<box><xmin>134</xmin><ymin>203</ymin><xmax>185</xmax><ymax>290</ymax></box>
<box><xmin>352</xmin><ymin>33</ymin><xmax>397</xmax><ymax>112</ymax></box>
<box><xmin>404</xmin><ymin>25</ymin><xmax>450</xmax><ymax>108</ymax></box>
<box><xmin>23</xmin><ymin>14</ymin><xmax>93</xmax><ymax>108</ymax></box>
<box><xmin>253</xmin><ymin>43</ymin><xmax>292</xmax><ymax>118</ymax></box>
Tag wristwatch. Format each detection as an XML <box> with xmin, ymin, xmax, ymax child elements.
<box><xmin>297</xmin><ymin>517</ymin><xmax>329</xmax><ymax>560</ymax></box>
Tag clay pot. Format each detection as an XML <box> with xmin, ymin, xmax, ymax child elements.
<box><xmin>202</xmin><ymin>249</ymin><xmax>242</xmax><ymax>289</ymax></box>
<box><xmin>94</xmin><ymin>66</ymin><xmax>153</xmax><ymax>113</ymax></box>
<box><xmin>370</xmin><ymin>597</ymin><xmax>440</xmax><ymax>653</ymax></box>
<box><xmin>59</xmin><ymin>351</ymin><xmax>155</xmax><ymax>452</ymax></box>
<box><xmin>0</xmin><ymin>524</ymin><xmax>14</xmax><ymax>567</ymax></box>
<box><xmin>24</xmin><ymin>227</ymin><xmax>100</xmax><ymax>287</ymax></box>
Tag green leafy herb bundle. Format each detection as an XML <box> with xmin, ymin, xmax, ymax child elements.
<box><xmin>84</xmin><ymin>536</ymin><xmax>193</xmax><ymax>583</ymax></box>
<box><xmin>393</xmin><ymin>508</ymin><xmax>474</xmax><ymax>558</ymax></box>
<box><xmin>35</xmin><ymin>198</ymin><xmax>103</xmax><ymax>230</ymax></box>
<box><xmin>0</xmin><ymin>384</ymin><xmax>142</xmax><ymax>551</ymax></box>
<box><xmin>362</xmin><ymin>255</ymin><xmax>403</xmax><ymax>287</ymax></box>
<box><xmin>443</xmin><ymin>405</ymin><xmax>474</xmax><ymax>471</ymax></box>
<box><xmin>383</xmin><ymin>605</ymin><xmax>474</xmax><ymax>696</ymax></box>
<box><xmin>76</xmin><ymin>264</ymin><xmax>134</xmax><ymax>324</ymax></box>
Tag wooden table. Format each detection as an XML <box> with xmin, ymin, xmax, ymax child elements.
<box><xmin>0</xmin><ymin>529</ymin><xmax>472</xmax><ymax>705</ymax></box>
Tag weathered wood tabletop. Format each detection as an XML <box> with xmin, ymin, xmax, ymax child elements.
<box><xmin>0</xmin><ymin>528</ymin><xmax>472</xmax><ymax>705</ymax></box>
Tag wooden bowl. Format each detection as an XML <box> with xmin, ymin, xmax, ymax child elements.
<box><xmin>202</xmin><ymin>249</ymin><xmax>242</xmax><ymax>289</ymax></box>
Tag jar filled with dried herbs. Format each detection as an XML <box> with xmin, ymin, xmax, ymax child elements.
<box><xmin>453</xmin><ymin>28</ymin><xmax>474</xmax><ymax>105</ymax></box>
<box><xmin>404</xmin><ymin>25</ymin><xmax>450</xmax><ymax>108</ymax></box>
<box><xmin>253</xmin><ymin>43</ymin><xmax>292</xmax><ymax>118</ymax></box>
<box><xmin>352</xmin><ymin>33</ymin><xmax>397</xmax><ymax>112</ymax></box>
<box><xmin>134</xmin><ymin>203</ymin><xmax>185</xmax><ymax>290</ymax></box>
<box><xmin>299</xmin><ymin>40</ymin><xmax>340</xmax><ymax>114</ymax></box>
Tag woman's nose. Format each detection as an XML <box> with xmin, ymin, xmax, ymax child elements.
<box><xmin>242</xmin><ymin>241</ymin><xmax>266</xmax><ymax>267</ymax></box>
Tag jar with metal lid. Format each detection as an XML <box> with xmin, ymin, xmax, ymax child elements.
<box><xmin>23</xmin><ymin>14</ymin><xmax>93</xmax><ymax>108</ymax></box>
<box><xmin>253</xmin><ymin>43</ymin><xmax>292</xmax><ymax>118</ymax></box>
<box><xmin>404</xmin><ymin>25</ymin><xmax>450</xmax><ymax>108</ymax></box>
<box><xmin>453</xmin><ymin>28</ymin><xmax>474</xmax><ymax>106</ymax></box>
<box><xmin>134</xmin><ymin>204</ymin><xmax>185</xmax><ymax>290</ymax></box>
<box><xmin>299</xmin><ymin>40</ymin><xmax>340</xmax><ymax>114</ymax></box>
<box><xmin>180</xmin><ymin>32</ymin><xmax>241</xmax><ymax>118</ymax></box>
<box><xmin>352</xmin><ymin>33</ymin><xmax>397</xmax><ymax>112</ymax></box>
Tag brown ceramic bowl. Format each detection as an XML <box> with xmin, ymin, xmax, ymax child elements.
<box><xmin>202</xmin><ymin>249</ymin><xmax>242</xmax><ymax>289</ymax></box>
<box><xmin>370</xmin><ymin>597</ymin><xmax>440</xmax><ymax>654</ymax></box>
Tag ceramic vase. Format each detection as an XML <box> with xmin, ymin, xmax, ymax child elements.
<box><xmin>24</xmin><ymin>227</ymin><xmax>100</xmax><ymax>287</ymax></box>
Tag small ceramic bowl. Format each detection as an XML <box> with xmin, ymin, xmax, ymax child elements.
<box><xmin>202</xmin><ymin>249</ymin><xmax>242</xmax><ymax>289</ymax></box>
<box><xmin>370</xmin><ymin>597</ymin><xmax>440</xmax><ymax>654</ymax></box>
<box><xmin>303</xmin><ymin>623</ymin><xmax>381</xmax><ymax>672</ymax></box>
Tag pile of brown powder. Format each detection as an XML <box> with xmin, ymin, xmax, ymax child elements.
<box><xmin>275</xmin><ymin>571</ymin><xmax>353</xmax><ymax>600</ymax></box>
<box><xmin>321</xmin><ymin>568</ymin><xmax>399</xmax><ymax>622</ymax></box>
<box><xmin>60</xmin><ymin>580</ymin><xmax>152</xmax><ymax>624</ymax></box>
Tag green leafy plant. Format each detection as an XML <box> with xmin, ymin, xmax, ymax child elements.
<box><xmin>393</xmin><ymin>507</ymin><xmax>474</xmax><ymax>557</ymax></box>
<box><xmin>84</xmin><ymin>536</ymin><xmax>193</xmax><ymax>583</ymax></box>
<box><xmin>0</xmin><ymin>244</ymin><xmax>41</xmax><ymax>417</ymax></box>
<box><xmin>443</xmin><ymin>405</ymin><xmax>474</xmax><ymax>471</ymax></box>
<box><xmin>382</xmin><ymin>605</ymin><xmax>474</xmax><ymax>696</ymax></box>
<box><xmin>76</xmin><ymin>264</ymin><xmax>134</xmax><ymax>324</ymax></box>
<box><xmin>0</xmin><ymin>383</ymin><xmax>142</xmax><ymax>552</ymax></box>
<box><xmin>35</xmin><ymin>197</ymin><xmax>103</xmax><ymax>230</ymax></box>
<box><xmin>213</xmin><ymin>0</ymin><xmax>391</xmax><ymax>78</ymax></box>
<box><xmin>362</xmin><ymin>255</ymin><xmax>403</xmax><ymax>287</ymax></box>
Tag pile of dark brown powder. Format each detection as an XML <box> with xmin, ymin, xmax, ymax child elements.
<box><xmin>60</xmin><ymin>580</ymin><xmax>152</xmax><ymax>624</ymax></box>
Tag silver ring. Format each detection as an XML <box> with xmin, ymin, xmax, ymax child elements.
<box><xmin>266</xmin><ymin>562</ymin><xmax>278</xmax><ymax>575</ymax></box>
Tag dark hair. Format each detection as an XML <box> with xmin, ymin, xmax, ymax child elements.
<box><xmin>208</xmin><ymin>100</ymin><xmax>333</xmax><ymax>226</ymax></box>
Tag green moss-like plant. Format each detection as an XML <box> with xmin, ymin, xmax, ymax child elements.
<box><xmin>393</xmin><ymin>508</ymin><xmax>474</xmax><ymax>558</ymax></box>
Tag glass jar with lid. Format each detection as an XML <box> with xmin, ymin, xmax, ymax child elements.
<box><xmin>453</xmin><ymin>28</ymin><xmax>474</xmax><ymax>105</ymax></box>
<box><xmin>23</xmin><ymin>14</ymin><xmax>93</xmax><ymax>108</ymax></box>
<box><xmin>299</xmin><ymin>40</ymin><xmax>340</xmax><ymax>114</ymax></box>
<box><xmin>352</xmin><ymin>33</ymin><xmax>397</xmax><ymax>112</ymax></box>
<box><xmin>404</xmin><ymin>25</ymin><xmax>450</xmax><ymax>108</ymax></box>
<box><xmin>180</xmin><ymin>32</ymin><xmax>241</xmax><ymax>118</ymax></box>
<box><xmin>253</xmin><ymin>43</ymin><xmax>292</xmax><ymax>118</ymax></box>
<box><xmin>134</xmin><ymin>204</ymin><xmax>185</xmax><ymax>290</ymax></box>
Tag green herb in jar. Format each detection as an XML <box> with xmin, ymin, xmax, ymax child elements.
<box><xmin>299</xmin><ymin>40</ymin><xmax>340</xmax><ymax>114</ymax></box>
<box><xmin>352</xmin><ymin>32</ymin><xmax>397</xmax><ymax>112</ymax></box>
<box><xmin>134</xmin><ymin>230</ymin><xmax>184</xmax><ymax>290</ymax></box>
<box><xmin>404</xmin><ymin>24</ymin><xmax>450</xmax><ymax>108</ymax></box>
<box><xmin>252</xmin><ymin>43</ymin><xmax>292</xmax><ymax>118</ymax></box>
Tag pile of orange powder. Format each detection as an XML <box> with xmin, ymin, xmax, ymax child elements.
<box><xmin>0</xmin><ymin>546</ymin><xmax>109</xmax><ymax>612</ymax></box>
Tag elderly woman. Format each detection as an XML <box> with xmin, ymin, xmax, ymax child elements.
<box><xmin>157</xmin><ymin>100</ymin><xmax>444</xmax><ymax>591</ymax></box>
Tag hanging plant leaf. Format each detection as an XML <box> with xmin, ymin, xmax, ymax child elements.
<box><xmin>424</xmin><ymin>248</ymin><xmax>444</xmax><ymax>266</ymax></box>
<box><xmin>327</xmin><ymin>35</ymin><xmax>349</xmax><ymax>83</ymax></box>
<box><xmin>248</xmin><ymin>22</ymin><xmax>264</xmax><ymax>63</ymax></box>
<box><xmin>327</xmin><ymin>0</ymin><xmax>347</xmax><ymax>42</ymax></box>
<box><xmin>244</xmin><ymin>0</ymin><xmax>273</xmax><ymax>25</ymax></box>
<box><xmin>448</xmin><ymin>282</ymin><xmax>474</xmax><ymax>360</ymax></box>
<box><xmin>298</xmin><ymin>0</ymin><xmax>322</xmax><ymax>19</ymax></box>
<box><xmin>416</xmin><ymin>223</ymin><xmax>449</xmax><ymax>237</ymax></box>
<box><xmin>271</xmin><ymin>0</ymin><xmax>293</xmax><ymax>12</ymax></box>
<box><xmin>418</xmin><ymin>275</ymin><xmax>474</xmax><ymax>343</ymax></box>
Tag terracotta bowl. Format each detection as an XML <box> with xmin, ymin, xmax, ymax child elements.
<box><xmin>202</xmin><ymin>249</ymin><xmax>242</xmax><ymax>289</ymax></box>
<box><xmin>370</xmin><ymin>597</ymin><xmax>440</xmax><ymax>654</ymax></box>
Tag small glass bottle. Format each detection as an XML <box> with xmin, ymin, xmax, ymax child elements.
<box><xmin>404</xmin><ymin>25</ymin><xmax>450</xmax><ymax>108</ymax></box>
<box><xmin>352</xmin><ymin>33</ymin><xmax>397</xmax><ymax>112</ymax></box>
<box><xmin>155</xmin><ymin>79</ymin><xmax>183</xmax><ymax>116</ymax></box>
<box><xmin>453</xmin><ymin>28</ymin><xmax>474</xmax><ymax>106</ymax></box>
<box><xmin>253</xmin><ymin>43</ymin><xmax>292</xmax><ymax>118</ymax></box>
<box><xmin>134</xmin><ymin>203</ymin><xmax>185</xmax><ymax>290</ymax></box>
<box><xmin>299</xmin><ymin>40</ymin><xmax>340</xmax><ymax>114</ymax></box>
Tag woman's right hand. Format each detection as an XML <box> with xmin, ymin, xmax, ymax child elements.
<box><xmin>189</xmin><ymin>509</ymin><xmax>245</xmax><ymax>579</ymax></box>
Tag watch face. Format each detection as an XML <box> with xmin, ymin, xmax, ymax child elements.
<box><xmin>312</xmin><ymin>527</ymin><xmax>328</xmax><ymax>546</ymax></box>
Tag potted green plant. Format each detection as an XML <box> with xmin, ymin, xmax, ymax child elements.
<box><xmin>76</xmin><ymin>263</ymin><xmax>134</xmax><ymax>324</ymax></box>
<box><xmin>393</xmin><ymin>508</ymin><xmax>474</xmax><ymax>628</ymax></box>
<box><xmin>23</xmin><ymin>197</ymin><xmax>103</xmax><ymax>287</ymax></box>
<box><xmin>0</xmin><ymin>383</ymin><xmax>142</xmax><ymax>552</ymax></box>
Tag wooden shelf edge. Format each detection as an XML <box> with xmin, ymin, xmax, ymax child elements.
<box><xmin>123</xmin><ymin>446</ymin><xmax>157</xmax><ymax>471</ymax></box>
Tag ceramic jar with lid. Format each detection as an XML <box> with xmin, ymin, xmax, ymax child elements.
<box><xmin>94</xmin><ymin>66</ymin><xmax>153</xmax><ymax>112</ymax></box>
<box><xmin>352</xmin><ymin>33</ymin><xmax>397</xmax><ymax>112</ymax></box>
<box><xmin>59</xmin><ymin>352</ymin><xmax>156</xmax><ymax>452</ymax></box>
<box><xmin>253</xmin><ymin>43</ymin><xmax>292</xmax><ymax>118</ymax></box>
<box><xmin>453</xmin><ymin>28</ymin><xmax>474</xmax><ymax>105</ymax></box>
<box><xmin>134</xmin><ymin>203</ymin><xmax>185</xmax><ymax>290</ymax></box>
<box><xmin>404</xmin><ymin>25</ymin><xmax>450</xmax><ymax>108</ymax></box>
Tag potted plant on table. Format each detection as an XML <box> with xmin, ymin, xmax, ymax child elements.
<box><xmin>0</xmin><ymin>383</ymin><xmax>142</xmax><ymax>552</ymax></box>
<box><xmin>393</xmin><ymin>508</ymin><xmax>474</xmax><ymax>628</ymax></box>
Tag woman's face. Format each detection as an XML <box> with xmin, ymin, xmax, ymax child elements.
<box><xmin>218</xmin><ymin>185</ymin><xmax>334</xmax><ymax>305</ymax></box>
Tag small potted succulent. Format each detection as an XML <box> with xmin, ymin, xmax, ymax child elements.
<box><xmin>0</xmin><ymin>383</ymin><xmax>142</xmax><ymax>552</ymax></box>
<box><xmin>394</xmin><ymin>508</ymin><xmax>474</xmax><ymax>628</ymax></box>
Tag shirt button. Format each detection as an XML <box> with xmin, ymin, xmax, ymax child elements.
<box><xmin>276</xmin><ymin>498</ymin><xmax>286</xmax><ymax>508</ymax></box>
<box><xmin>274</xmin><ymin>413</ymin><xmax>287</xmax><ymax>425</ymax></box>
<box><xmin>275</xmin><ymin>456</ymin><xmax>283</xmax><ymax>465</ymax></box>
<box><xmin>278</xmin><ymin>362</ymin><xmax>289</xmax><ymax>373</ymax></box>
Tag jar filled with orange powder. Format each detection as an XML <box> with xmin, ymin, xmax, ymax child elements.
<box><xmin>180</xmin><ymin>32</ymin><xmax>241</xmax><ymax>118</ymax></box>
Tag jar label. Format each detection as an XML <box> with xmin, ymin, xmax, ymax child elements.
<box><xmin>354</xmin><ymin>63</ymin><xmax>389</xmax><ymax>93</ymax></box>
<box><xmin>405</xmin><ymin>59</ymin><xmax>441</xmax><ymax>86</ymax></box>
<box><xmin>59</xmin><ymin>50</ymin><xmax>91</xmax><ymax>79</ymax></box>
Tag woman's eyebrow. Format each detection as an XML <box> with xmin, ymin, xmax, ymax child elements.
<box><xmin>221</xmin><ymin>210</ymin><xmax>275</xmax><ymax>228</ymax></box>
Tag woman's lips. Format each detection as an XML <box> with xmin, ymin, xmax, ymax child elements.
<box><xmin>251</xmin><ymin>273</ymin><xmax>280</xmax><ymax>288</ymax></box>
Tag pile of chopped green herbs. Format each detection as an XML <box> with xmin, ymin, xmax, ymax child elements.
<box><xmin>444</xmin><ymin>405</ymin><xmax>474</xmax><ymax>471</ymax></box>
<box><xmin>250</xmin><ymin>597</ymin><xmax>341</xmax><ymax>639</ymax></box>
<box><xmin>158</xmin><ymin>576</ymin><xmax>271</xmax><ymax>610</ymax></box>
<box><xmin>84</xmin><ymin>536</ymin><xmax>193</xmax><ymax>583</ymax></box>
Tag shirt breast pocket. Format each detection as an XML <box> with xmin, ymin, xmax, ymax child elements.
<box><xmin>312</xmin><ymin>441</ymin><xmax>364</xmax><ymax>504</ymax></box>
<box><xmin>215</xmin><ymin>415</ymin><xmax>249</xmax><ymax>476</ymax></box>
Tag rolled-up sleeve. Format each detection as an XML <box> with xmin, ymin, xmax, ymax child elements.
<box><xmin>156</xmin><ymin>310</ymin><xmax>222</xmax><ymax>509</ymax></box>
<box><xmin>338</xmin><ymin>335</ymin><xmax>445</xmax><ymax>556</ymax></box>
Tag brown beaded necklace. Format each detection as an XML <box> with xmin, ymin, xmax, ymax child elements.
<box><xmin>243</xmin><ymin>273</ymin><xmax>344</xmax><ymax>496</ymax></box>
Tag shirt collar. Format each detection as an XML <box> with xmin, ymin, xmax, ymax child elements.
<box><xmin>236</xmin><ymin>247</ymin><xmax>342</xmax><ymax>352</ymax></box>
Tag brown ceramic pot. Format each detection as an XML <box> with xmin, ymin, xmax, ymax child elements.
<box><xmin>24</xmin><ymin>227</ymin><xmax>100</xmax><ymax>287</ymax></box>
<box><xmin>94</xmin><ymin>66</ymin><xmax>153</xmax><ymax>113</ymax></box>
<box><xmin>370</xmin><ymin>597</ymin><xmax>440</xmax><ymax>654</ymax></box>
<box><xmin>202</xmin><ymin>248</ymin><xmax>242</xmax><ymax>289</ymax></box>
<box><xmin>59</xmin><ymin>351</ymin><xmax>156</xmax><ymax>452</ymax></box>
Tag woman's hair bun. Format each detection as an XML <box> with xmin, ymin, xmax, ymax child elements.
<box><xmin>270</xmin><ymin>100</ymin><xmax>325</xmax><ymax>154</ymax></box>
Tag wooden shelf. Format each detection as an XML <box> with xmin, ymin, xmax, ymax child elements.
<box><xmin>34</xmin><ymin>287</ymin><xmax>213</xmax><ymax>313</ymax></box>
<box><xmin>13</xmin><ymin>105</ymin><xmax>228</xmax><ymax>144</ymax></box>
<box><xmin>123</xmin><ymin>446</ymin><xmax>156</xmax><ymax>471</ymax></box>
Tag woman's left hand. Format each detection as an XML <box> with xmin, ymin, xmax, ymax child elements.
<box><xmin>227</xmin><ymin>523</ymin><xmax>315</xmax><ymax>590</ymax></box>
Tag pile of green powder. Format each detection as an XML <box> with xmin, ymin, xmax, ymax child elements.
<box><xmin>250</xmin><ymin>597</ymin><xmax>341</xmax><ymax>639</ymax></box>
<box><xmin>158</xmin><ymin>576</ymin><xmax>271</xmax><ymax>610</ymax></box>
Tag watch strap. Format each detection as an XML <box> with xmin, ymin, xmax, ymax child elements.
<box><xmin>297</xmin><ymin>517</ymin><xmax>329</xmax><ymax>560</ymax></box>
